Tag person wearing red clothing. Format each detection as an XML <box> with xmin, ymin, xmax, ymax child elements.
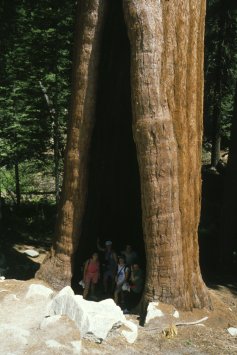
<box><xmin>83</xmin><ymin>252</ymin><xmax>100</xmax><ymax>299</ymax></box>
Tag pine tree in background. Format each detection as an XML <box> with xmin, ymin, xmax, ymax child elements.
<box><xmin>0</xmin><ymin>0</ymin><xmax>76</xmax><ymax>203</ymax></box>
<box><xmin>204</xmin><ymin>0</ymin><xmax>237</xmax><ymax>167</ymax></box>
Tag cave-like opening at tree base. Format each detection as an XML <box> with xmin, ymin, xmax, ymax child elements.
<box><xmin>72</xmin><ymin>0</ymin><xmax>145</xmax><ymax>291</ymax></box>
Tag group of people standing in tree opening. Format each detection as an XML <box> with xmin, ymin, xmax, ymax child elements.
<box><xmin>82</xmin><ymin>239</ymin><xmax>144</xmax><ymax>313</ymax></box>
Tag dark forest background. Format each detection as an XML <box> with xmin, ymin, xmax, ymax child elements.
<box><xmin>0</xmin><ymin>0</ymin><xmax>237</xmax><ymax>280</ymax></box>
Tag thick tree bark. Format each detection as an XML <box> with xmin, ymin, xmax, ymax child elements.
<box><xmin>123</xmin><ymin>0</ymin><xmax>211</xmax><ymax>310</ymax></box>
<box><xmin>36</xmin><ymin>0</ymin><xmax>107</xmax><ymax>289</ymax></box>
<box><xmin>220</xmin><ymin>81</ymin><xmax>237</xmax><ymax>267</ymax></box>
<box><xmin>37</xmin><ymin>0</ymin><xmax>211</xmax><ymax>311</ymax></box>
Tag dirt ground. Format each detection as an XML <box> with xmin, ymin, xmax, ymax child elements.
<box><xmin>1</xmin><ymin>239</ymin><xmax>237</xmax><ymax>354</ymax></box>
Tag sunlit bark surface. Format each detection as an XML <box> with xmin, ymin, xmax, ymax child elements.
<box><xmin>36</xmin><ymin>0</ymin><xmax>106</xmax><ymax>289</ymax></box>
<box><xmin>38</xmin><ymin>0</ymin><xmax>211</xmax><ymax>310</ymax></box>
<box><xmin>123</xmin><ymin>0</ymin><xmax>211</xmax><ymax>309</ymax></box>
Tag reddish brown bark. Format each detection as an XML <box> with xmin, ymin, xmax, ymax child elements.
<box><xmin>123</xmin><ymin>0</ymin><xmax>211</xmax><ymax>309</ymax></box>
<box><xmin>36</xmin><ymin>0</ymin><xmax>107</xmax><ymax>289</ymax></box>
<box><xmin>37</xmin><ymin>0</ymin><xmax>211</xmax><ymax>311</ymax></box>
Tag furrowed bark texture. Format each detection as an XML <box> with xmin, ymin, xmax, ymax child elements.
<box><xmin>36</xmin><ymin>0</ymin><xmax>106</xmax><ymax>289</ymax></box>
<box><xmin>123</xmin><ymin>0</ymin><xmax>211</xmax><ymax>309</ymax></box>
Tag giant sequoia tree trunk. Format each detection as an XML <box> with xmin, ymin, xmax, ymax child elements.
<box><xmin>36</xmin><ymin>0</ymin><xmax>107</xmax><ymax>289</ymax></box>
<box><xmin>37</xmin><ymin>0</ymin><xmax>211</xmax><ymax>310</ymax></box>
<box><xmin>123</xmin><ymin>0</ymin><xmax>210</xmax><ymax>309</ymax></box>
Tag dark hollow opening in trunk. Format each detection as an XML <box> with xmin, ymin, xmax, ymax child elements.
<box><xmin>72</xmin><ymin>1</ymin><xmax>145</xmax><ymax>289</ymax></box>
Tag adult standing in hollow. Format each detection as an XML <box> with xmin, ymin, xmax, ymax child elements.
<box><xmin>83</xmin><ymin>252</ymin><xmax>100</xmax><ymax>299</ymax></box>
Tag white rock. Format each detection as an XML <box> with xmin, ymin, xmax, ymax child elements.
<box><xmin>145</xmin><ymin>302</ymin><xmax>164</xmax><ymax>323</ymax></box>
<box><xmin>227</xmin><ymin>327</ymin><xmax>237</xmax><ymax>336</ymax></box>
<box><xmin>122</xmin><ymin>320</ymin><xmax>138</xmax><ymax>344</ymax></box>
<box><xmin>40</xmin><ymin>315</ymin><xmax>61</xmax><ymax>329</ymax></box>
<box><xmin>24</xmin><ymin>249</ymin><xmax>39</xmax><ymax>258</ymax></box>
<box><xmin>49</xmin><ymin>286</ymin><xmax>126</xmax><ymax>342</ymax></box>
<box><xmin>173</xmin><ymin>310</ymin><xmax>179</xmax><ymax>318</ymax></box>
<box><xmin>25</xmin><ymin>284</ymin><xmax>54</xmax><ymax>299</ymax></box>
<box><xmin>0</xmin><ymin>324</ymin><xmax>29</xmax><ymax>345</ymax></box>
<box><xmin>71</xmin><ymin>340</ymin><xmax>82</xmax><ymax>354</ymax></box>
<box><xmin>4</xmin><ymin>294</ymin><xmax>19</xmax><ymax>301</ymax></box>
<box><xmin>0</xmin><ymin>276</ymin><xmax>5</xmax><ymax>280</ymax></box>
<box><xmin>45</xmin><ymin>339</ymin><xmax>63</xmax><ymax>348</ymax></box>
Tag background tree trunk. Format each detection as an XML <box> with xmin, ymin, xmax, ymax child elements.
<box><xmin>39</xmin><ymin>80</ymin><xmax>60</xmax><ymax>204</ymax></box>
<box><xmin>211</xmin><ymin>96</ymin><xmax>221</xmax><ymax>168</ymax></box>
<box><xmin>123</xmin><ymin>0</ymin><xmax>211</xmax><ymax>310</ymax></box>
<box><xmin>210</xmin><ymin>7</ymin><xmax>226</xmax><ymax>168</ymax></box>
<box><xmin>36</xmin><ymin>0</ymin><xmax>107</xmax><ymax>289</ymax></box>
<box><xmin>53</xmin><ymin>113</ymin><xmax>60</xmax><ymax>204</ymax></box>
<box><xmin>14</xmin><ymin>162</ymin><xmax>21</xmax><ymax>206</ymax></box>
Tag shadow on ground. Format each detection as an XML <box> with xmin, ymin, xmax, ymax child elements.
<box><xmin>1</xmin><ymin>244</ymin><xmax>41</xmax><ymax>280</ymax></box>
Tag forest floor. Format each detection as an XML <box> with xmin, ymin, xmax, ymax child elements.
<box><xmin>1</xmin><ymin>233</ymin><xmax>237</xmax><ymax>354</ymax></box>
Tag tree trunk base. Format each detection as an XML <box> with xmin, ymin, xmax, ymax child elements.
<box><xmin>36</xmin><ymin>253</ymin><xmax>72</xmax><ymax>291</ymax></box>
<box><xmin>139</xmin><ymin>281</ymin><xmax>212</xmax><ymax>326</ymax></box>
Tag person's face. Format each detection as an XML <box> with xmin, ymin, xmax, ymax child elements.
<box><xmin>106</xmin><ymin>244</ymin><xmax>112</xmax><ymax>251</ymax></box>
<box><xmin>119</xmin><ymin>257</ymin><xmax>125</xmax><ymax>265</ymax></box>
<box><xmin>126</xmin><ymin>245</ymin><xmax>132</xmax><ymax>253</ymax></box>
<box><xmin>92</xmin><ymin>253</ymin><xmax>98</xmax><ymax>261</ymax></box>
<box><xmin>133</xmin><ymin>264</ymin><xmax>139</xmax><ymax>271</ymax></box>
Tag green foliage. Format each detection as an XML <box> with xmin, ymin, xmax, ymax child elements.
<box><xmin>0</xmin><ymin>167</ymin><xmax>16</xmax><ymax>199</ymax></box>
<box><xmin>204</xmin><ymin>0</ymin><xmax>237</xmax><ymax>147</ymax></box>
<box><xmin>0</xmin><ymin>0</ymin><xmax>77</xmax><ymax>199</ymax></box>
<box><xmin>0</xmin><ymin>160</ymin><xmax>57</xmax><ymax>203</ymax></box>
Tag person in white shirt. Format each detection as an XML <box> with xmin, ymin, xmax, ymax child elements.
<box><xmin>114</xmin><ymin>255</ymin><xmax>130</xmax><ymax>305</ymax></box>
